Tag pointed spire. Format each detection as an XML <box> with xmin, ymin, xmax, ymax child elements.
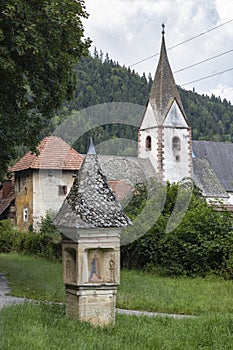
<box><xmin>87</xmin><ymin>137</ymin><xmax>96</xmax><ymax>155</ymax></box>
<box><xmin>149</xmin><ymin>25</ymin><xmax>186</xmax><ymax>124</ymax></box>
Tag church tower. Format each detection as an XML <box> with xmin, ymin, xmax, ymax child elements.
<box><xmin>138</xmin><ymin>25</ymin><xmax>192</xmax><ymax>182</ymax></box>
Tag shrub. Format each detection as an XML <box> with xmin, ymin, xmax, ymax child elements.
<box><xmin>0</xmin><ymin>214</ymin><xmax>62</xmax><ymax>261</ymax></box>
<box><xmin>0</xmin><ymin>220</ymin><xmax>16</xmax><ymax>253</ymax></box>
<box><xmin>39</xmin><ymin>210</ymin><xmax>60</xmax><ymax>236</ymax></box>
<box><xmin>121</xmin><ymin>182</ymin><xmax>233</xmax><ymax>278</ymax></box>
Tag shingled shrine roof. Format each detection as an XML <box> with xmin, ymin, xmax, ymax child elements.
<box><xmin>11</xmin><ymin>136</ymin><xmax>83</xmax><ymax>172</ymax></box>
<box><xmin>149</xmin><ymin>26</ymin><xmax>186</xmax><ymax>124</ymax></box>
<box><xmin>54</xmin><ymin>153</ymin><xmax>131</xmax><ymax>232</ymax></box>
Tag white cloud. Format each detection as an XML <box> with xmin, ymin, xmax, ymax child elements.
<box><xmin>84</xmin><ymin>0</ymin><xmax>233</xmax><ymax>103</ymax></box>
<box><xmin>215</xmin><ymin>0</ymin><xmax>233</xmax><ymax>20</ymax></box>
<box><xmin>207</xmin><ymin>84</ymin><xmax>233</xmax><ymax>103</ymax></box>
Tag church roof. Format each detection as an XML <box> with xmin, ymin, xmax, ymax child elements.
<box><xmin>98</xmin><ymin>155</ymin><xmax>157</xmax><ymax>184</ymax></box>
<box><xmin>193</xmin><ymin>140</ymin><xmax>233</xmax><ymax>192</ymax></box>
<box><xmin>54</xmin><ymin>153</ymin><xmax>131</xmax><ymax>232</ymax></box>
<box><xmin>11</xmin><ymin>136</ymin><xmax>83</xmax><ymax>172</ymax></box>
<box><xmin>149</xmin><ymin>28</ymin><xmax>186</xmax><ymax>124</ymax></box>
<box><xmin>192</xmin><ymin>157</ymin><xmax>228</xmax><ymax>198</ymax></box>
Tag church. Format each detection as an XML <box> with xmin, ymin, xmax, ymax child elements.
<box><xmin>137</xmin><ymin>26</ymin><xmax>233</xmax><ymax>208</ymax></box>
<box><xmin>1</xmin><ymin>27</ymin><xmax>233</xmax><ymax>230</ymax></box>
<box><xmin>100</xmin><ymin>27</ymin><xmax>233</xmax><ymax>209</ymax></box>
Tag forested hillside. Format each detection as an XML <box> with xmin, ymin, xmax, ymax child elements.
<box><xmin>179</xmin><ymin>89</ymin><xmax>233</xmax><ymax>142</ymax></box>
<box><xmin>43</xmin><ymin>50</ymin><xmax>233</xmax><ymax>153</ymax></box>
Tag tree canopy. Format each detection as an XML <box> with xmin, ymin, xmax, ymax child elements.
<box><xmin>0</xmin><ymin>0</ymin><xmax>90</xmax><ymax>179</ymax></box>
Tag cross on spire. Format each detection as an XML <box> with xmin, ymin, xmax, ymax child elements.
<box><xmin>162</xmin><ymin>23</ymin><xmax>165</xmax><ymax>35</ymax></box>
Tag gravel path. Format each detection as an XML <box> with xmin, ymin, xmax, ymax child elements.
<box><xmin>0</xmin><ymin>273</ymin><xmax>25</xmax><ymax>309</ymax></box>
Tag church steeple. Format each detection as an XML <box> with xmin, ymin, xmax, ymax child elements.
<box><xmin>138</xmin><ymin>25</ymin><xmax>192</xmax><ymax>183</ymax></box>
<box><xmin>149</xmin><ymin>24</ymin><xmax>186</xmax><ymax>124</ymax></box>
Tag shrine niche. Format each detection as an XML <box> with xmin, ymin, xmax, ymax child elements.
<box><xmin>63</xmin><ymin>246</ymin><xmax>77</xmax><ymax>284</ymax></box>
<box><xmin>84</xmin><ymin>248</ymin><xmax>117</xmax><ymax>284</ymax></box>
<box><xmin>88</xmin><ymin>250</ymin><xmax>102</xmax><ymax>282</ymax></box>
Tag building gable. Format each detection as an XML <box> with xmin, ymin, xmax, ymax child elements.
<box><xmin>140</xmin><ymin>101</ymin><xmax>158</xmax><ymax>130</ymax></box>
<box><xmin>163</xmin><ymin>100</ymin><xmax>189</xmax><ymax>128</ymax></box>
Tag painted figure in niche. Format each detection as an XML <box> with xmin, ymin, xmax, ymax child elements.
<box><xmin>66</xmin><ymin>259</ymin><xmax>72</xmax><ymax>281</ymax></box>
<box><xmin>89</xmin><ymin>253</ymin><xmax>101</xmax><ymax>282</ymax></box>
<box><xmin>109</xmin><ymin>259</ymin><xmax>115</xmax><ymax>282</ymax></box>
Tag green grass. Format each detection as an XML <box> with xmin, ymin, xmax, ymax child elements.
<box><xmin>0</xmin><ymin>253</ymin><xmax>64</xmax><ymax>301</ymax></box>
<box><xmin>0</xmin><ymin>303</ymin><xmax>233</xmax><ymax>350</ymax></box>
<box><xmin>1</xmin><ymin>253</ymin><xmax>233</xmax><ymax>349</ymax></box>
<box><xmin>119</xmin><ymin>270</ymin><xmax>233</xmax><ymax>315</ymax></box>
<box><xmin>1</xmin><ymin>253</ymin><xmax>233</xmax><ymax>315</ymax></box>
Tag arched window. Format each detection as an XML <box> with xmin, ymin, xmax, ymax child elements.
<box><xmin>146</xmin><ymin>136</ymin><xmax>152</xmax><ymax>151</ymax></box>
<box><xmin>172</xmin><ymin>136</ymin><xmax>181</xmax><ymax>151</ymax></box>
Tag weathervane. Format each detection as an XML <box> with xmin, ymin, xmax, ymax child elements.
<box><xmin>162</xmin><ymin>23</ymin><xmax>165</xmax><ymax>35</ymax></box>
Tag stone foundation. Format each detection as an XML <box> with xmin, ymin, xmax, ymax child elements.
<box><xmin>65</xmin><ymin>285</ymin><xmax>117</xmax><ymax>326</ymax></box>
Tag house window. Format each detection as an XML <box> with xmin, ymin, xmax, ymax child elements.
<box><xmin>146</xmin><ymin>136</ymin><xmax>152</xmax><ymax>151</ymax></box>
<box><xmin>172</xmin><ymin>136</ymin><xmax>181</xmax><ymax>151</ymax></box>
<box><xmin>23</xmin><ymin>208</ymin><xmax>28</xmax><ymax>222</ymax></box>
<box><xmin>58</xmin><ymin>185</ymin><xmax>67</xmax><ymax>196</ymax></box>
<box><xmin>175</xmin><ymin>155</ymin><xmax>180</xmax><ymax>162</ymax></box>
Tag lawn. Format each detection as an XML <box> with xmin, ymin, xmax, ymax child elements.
<box><xmin>0</xmin><ymin>253</ymin><xmax>233</xmax><ymax>349</ymax></box>
<box><xmin>0</xmin><ymin>253</ymin><xmax>232</xmax><ymax>315</ymax></box>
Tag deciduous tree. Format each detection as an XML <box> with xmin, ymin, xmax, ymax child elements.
<box><xmin>0</xmin><ymin>0</ymin><xmax>90</xmax><ymax>179</ymax></box>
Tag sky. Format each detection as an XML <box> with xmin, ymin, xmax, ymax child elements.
<box><xmin>83</xmin><ymin>0</ymin><xmax>233</xmax><ymax>103</ymax></box>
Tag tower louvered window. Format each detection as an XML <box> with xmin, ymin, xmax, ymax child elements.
<box><xmin>172</xmin><ymin>136</ymin><xmax>181</xmax><ymax>162</ymax></box>
<box><xmin>172</xmin><ymin>136</ymin><xmax>180</xmax><ymax>151</ymax></box>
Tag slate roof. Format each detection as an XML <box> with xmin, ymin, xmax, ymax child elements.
<box><xmin>192</xmin><ymin>158</ymin><xmax>228</xmax><ymax>198</ymax></box>
<box><xmin>54</xmin><ymin>153</ymin><xmax>131</xmax><ymax>231</ymax></box>
<box><xmin>11</xmin><ymin>136</ymin><xmax>83</xmax><ymax>172</ymax></box>
<box><xmin>149</xmin><ymin>32</ymin><xmax>186</xmax><ymax>124</ymax></box>
<box><xmin>193</xmin><ymin>141</ymin><xmax>233</xmax><ymax>192</ymax></box>
<box><xmin>98</xmin><ymin>155</ymin><xmax>157</xmax><ymax>185</ymax></box>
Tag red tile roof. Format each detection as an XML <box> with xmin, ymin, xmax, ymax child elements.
<box><xmin>0</xmin><ymin>178</ymin><xmax>15</xmax><ymax>215</ymax></box>
<box><xmin>11</xmin><ymin>136</ymin><xmax>83</xmax><ymax>172</ymax></box>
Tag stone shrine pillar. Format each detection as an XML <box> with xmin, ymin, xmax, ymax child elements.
<box><xmin>62</xmin><ymin>228</ymin><xmax>120</xmax><ymax>325</ymax></box>
<box><xmin>54</xmin><ymin>142</ymin><xmax>131</xmax><ymax>326</ymax></box>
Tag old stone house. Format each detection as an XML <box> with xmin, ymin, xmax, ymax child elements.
<box><xmin>9</xmin><ymin>136</ymin><xmax>83</xmax><ymax>231</ymax></box>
